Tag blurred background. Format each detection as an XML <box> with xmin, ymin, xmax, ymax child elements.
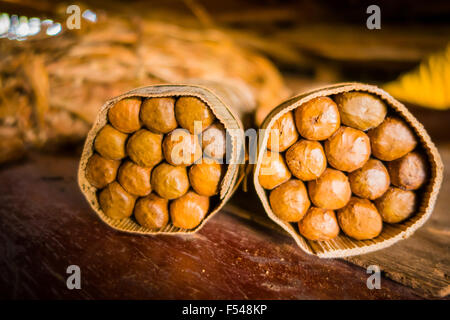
<box><xmin>0</xmin><ymin>0</ymin><xmax>449</xmax><ymax>164</ymax></box>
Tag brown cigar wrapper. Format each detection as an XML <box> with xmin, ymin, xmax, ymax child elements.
<box><xmin>79</xmin><ymin>82</ymin><xmax>251</xmax><ymax>234</ymax></box>
<box><xmin>254</xmin><ymin>83</ymin><xmax>443</xmax><ymax>258</ymax></box>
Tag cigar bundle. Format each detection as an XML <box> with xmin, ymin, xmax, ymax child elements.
<box><xmin>254</xmin><ymin>83</ymin><xmax>443</xmax><ymax>258</ymax></box>
<box><xmin>79</xmin><ymin>82</ymin><xmax>249</xmax><ymax>234</ymax></box>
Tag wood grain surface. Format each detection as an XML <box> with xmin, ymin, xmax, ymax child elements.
<box><xmin>0</xmin><ymin>105</ymin><xmax>448</xmax><ymax>299</ymax></box>
<box><xmin>228</xmin><ymin>143</ymin><xmax>450</xmax><ymax>298</ymax></box>
<box><xmin>0</xmin><ymin>152</ymin><xmax>422</xmax><ymax>300</ymax></box>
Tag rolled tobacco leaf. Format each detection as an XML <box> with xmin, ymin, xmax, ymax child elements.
<box><xmin>79</xmin><ymin>83</ymin><xmax>250</xmax><ymax>234</ymax></box>
<box><xmin>254</xmin><ymin>83</ymin><xmax>443</xmax><ymax>258</ymax></box>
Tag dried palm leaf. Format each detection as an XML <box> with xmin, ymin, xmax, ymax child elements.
<box><xmin>0</xmin><ymin>12</ymin><xmax>287</xmax><ymax>163</ymax></box>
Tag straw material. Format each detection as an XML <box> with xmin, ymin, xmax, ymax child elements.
<box><xmin>0</xmin><ymin>13</ymin><xmax>287</xmax><ymax>164</ymax></box>
<box><xmin>254</xmin><ymin>83</ymin><xmax>444</xmax><ymax>258</ymax></box>
<box><xmin>79</xmin><ymin>82</ymin><xmax>249</xmax><ymax>234</ymax></box>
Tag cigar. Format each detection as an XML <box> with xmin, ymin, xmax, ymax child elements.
<box><xmin>79</xmin><ymin>82</ymin><xmax>252</xmax><ymax>234</ymax></box>
<box><xmin>254</xmin><ymin>83</ymin><xmax>442</xmax><ymax>258</ymax></box>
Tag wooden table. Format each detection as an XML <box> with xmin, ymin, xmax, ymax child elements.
<box><xmin>0</xmin><ymin>106</ymin><xmax>448</xmax><ymax>300</ymax></box>
<box><xmin>0</xmin><ymin>151</ymin><xmax>433</xmax><ymax>299</ymax></box>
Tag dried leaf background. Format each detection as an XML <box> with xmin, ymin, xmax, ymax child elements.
<box><xmin>0</xmin><ymin>10</ymin><xmax>288</xmax><ymax>164</ymax></box>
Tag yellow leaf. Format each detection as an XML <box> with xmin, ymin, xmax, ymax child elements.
<box><xmin>383</xmin><ymin>44</ymin><xmax>450</xmax><ymax>110</ymax></box>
